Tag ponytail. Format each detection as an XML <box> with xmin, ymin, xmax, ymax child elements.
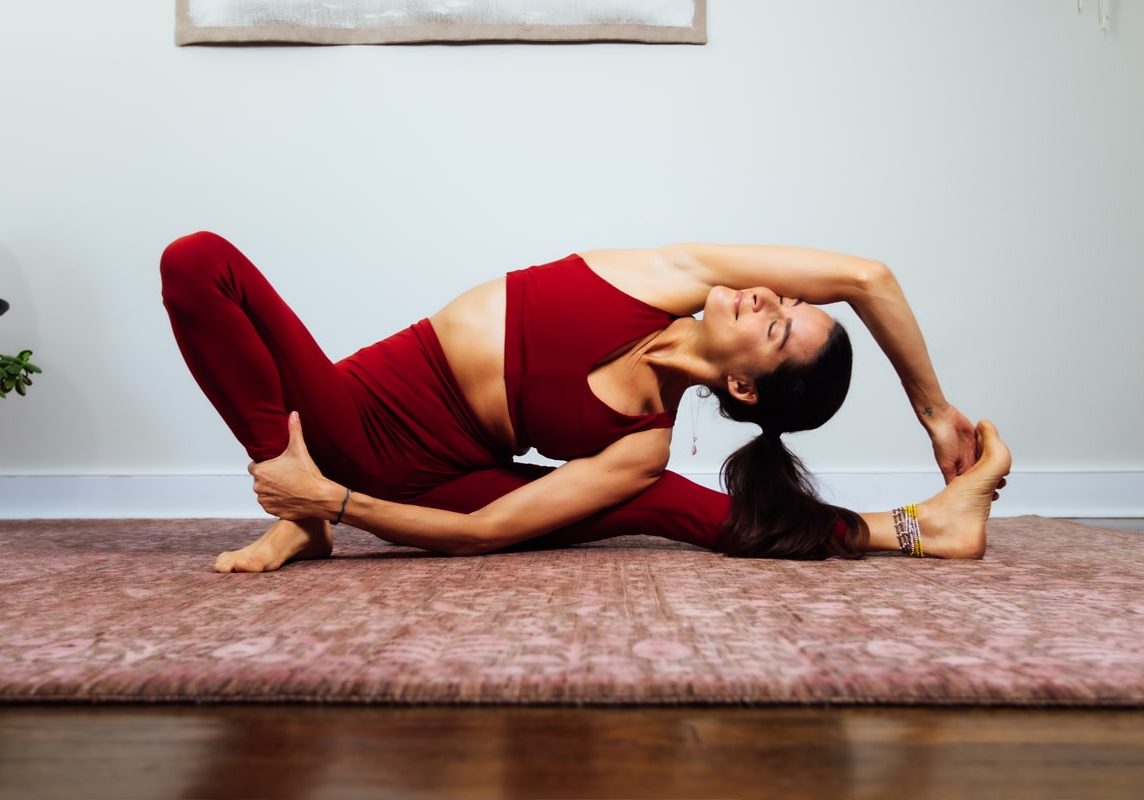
<box><xmin>716</xmin><ymin>431</ymin><xmax>867</xmax><ymax>559</ymax></box>
<box><xmin>707</xmin><ymin>321</ymin><xmax>868</xmax><ymax>559</ymax></box>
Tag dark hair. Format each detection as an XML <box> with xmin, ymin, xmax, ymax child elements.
<box><xmin>708</xmin><ymin>321</ymin><xmax>869</xmax><ymax>559</ymax></box>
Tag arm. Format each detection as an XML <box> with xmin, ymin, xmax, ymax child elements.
<box><xmin>667</xmin><ymin>244</ymin><xmax>976</xmax><ymax>480</ymax></box>
<box><xmin>846</xmin><ymin>264</ymin><xmax>976</xmax><ymax>479</ymax></box>
<box><xmin>250</xmin><ymin>413</ymin><xmax>671</xmax><ymax>556</ymax></box>
<box><xmin>579</xmin><ymin>243</ymin><xmax>883</xmax><ymax>316</ymax></box>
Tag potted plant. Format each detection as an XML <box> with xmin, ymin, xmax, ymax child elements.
<box><xmin>0</xmin><ymin>298</ymin><xmax>41</xmax><ymax>398</ymax></box>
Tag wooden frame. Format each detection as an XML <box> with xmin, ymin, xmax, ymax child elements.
<box><xmin>176</xmin><ymin>0</ymin><xmax>707</xmax><ymax>46</ymax></box>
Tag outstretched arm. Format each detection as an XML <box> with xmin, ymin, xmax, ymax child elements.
<box><xmin>249</xmin><ymin>412</ymin><xmax>671</xmax><ymax>555</ymax></box>
<box><xmin>663</xmin><ymin>244</ymin><xmax>976</xmax><ymax>481</ymax></box>
<box><xmin>585</xmin><ymin>243</ymin><xmax>970</xmax><ymax>482</ymax></box>
<box><xmin>843</xmin><ymin>262</ymin><xmax>976</xmax><ymax>481</ymax></box>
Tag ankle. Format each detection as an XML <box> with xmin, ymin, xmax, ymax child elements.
<box><xmin>890</xmin><ymin>503</ymin><xmax>926</xmax><ymax>558</ymax></box>
<box><xmin>303</xmin><ymin>516</ymin><xmax>330</xmax><ymax>531</ymax></box>
<box><xmin>916</xmin><ymin>499</ymin><xmax>985</xmax><ymax>560</ymax></box>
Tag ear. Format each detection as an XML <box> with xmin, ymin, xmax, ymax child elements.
<box><xmin>725</xmin><ymin>373</ymin><xmax>758</xmax><ymax>405</ymax></box>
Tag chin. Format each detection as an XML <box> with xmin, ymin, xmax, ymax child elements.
<box><xmin>703</xmin><ymin>285</ymin><xmax>731</xmax><ymax>318</ymax></box>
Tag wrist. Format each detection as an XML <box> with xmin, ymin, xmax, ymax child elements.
<box><xmin>915</xmin><ymin>399</ymin><xmax>951</xmax><ymax>431</ymax></box>
<box><xmin>317</xmin><ymin>480</ymin><xmax>349</xmax><ymax>522</ymax></box>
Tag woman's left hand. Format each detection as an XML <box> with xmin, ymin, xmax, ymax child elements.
<box><xmin>248</xmin><ymin>411</ymin><xmax>334</xmax><ymax>520</ymax></box>
<box><xmin>925</xmin><ymin>404</ymin><xmax>977</xmax><ymax>484</ymax></box>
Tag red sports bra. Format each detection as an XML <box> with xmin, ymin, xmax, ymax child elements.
<box><xmin>504</xmin><ymin>254</ymin><xmax>678</xmax><ymax>460</ymax></box>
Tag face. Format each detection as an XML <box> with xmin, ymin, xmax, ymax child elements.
<box><xmin>703</xmin><ymin>285</ymin><xmax>835</xmax><ymax>403</ymax></box>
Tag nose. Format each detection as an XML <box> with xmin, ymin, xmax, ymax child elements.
<box><xmin>751</xmin><ymin>287</ymin><xmax>781</xmax><ymax>313</ymax></box>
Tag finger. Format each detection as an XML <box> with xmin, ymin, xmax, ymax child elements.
<box><xmin>938</xmin><ymin>461</ymin><xmax>954</xmax><ymax>484</ymax></box>
<box><xmin>290</xmin><ymin>412</ymin><xmax>318</xmax><ymax>465</ymax></box>
<box><xmin>284</xmin><ymin>411</ymin><xmax>300</xmax><ymax>452</ymax></box>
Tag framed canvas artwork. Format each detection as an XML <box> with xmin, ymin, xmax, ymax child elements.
<box><xmin>176</xmin><ymin>0</ymin><xmax>707</xmax><ymax>45</ymax></box>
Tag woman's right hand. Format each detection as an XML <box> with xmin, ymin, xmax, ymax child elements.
<box><xmin>248</xmin><ymin>411</ymin><xmax>339</xmax><ymax>520</ymax></box>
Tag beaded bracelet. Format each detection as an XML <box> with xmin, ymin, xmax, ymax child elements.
<box><xmin>892</xmin><ymin>504</ymin><xmax>924</xmax><ymax>558</ymax></box>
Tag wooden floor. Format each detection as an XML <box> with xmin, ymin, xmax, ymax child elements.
<box><xmin>2</xmin><ymin>704</ymin><xmax>1143</xmax><ymax>799</ymax></box>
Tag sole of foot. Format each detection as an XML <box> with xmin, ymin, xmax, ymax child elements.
<box><xmin>214</xmin><ymin>517</ymin><xmax>333</xmax><ymax>573</ymax></box>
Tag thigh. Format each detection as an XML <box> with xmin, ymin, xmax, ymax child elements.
<box><xmin>161</xmin><ymin>231</ymin><xmax>375</xmax><ymax>480</ymax></box>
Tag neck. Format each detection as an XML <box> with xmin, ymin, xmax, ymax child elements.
<box><xmin>643</xmin><ymin>317</ymin><xmax>719</xmax><ymax>396</ymax></box>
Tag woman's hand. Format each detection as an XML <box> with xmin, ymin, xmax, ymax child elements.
<box><xmin>248</xmin><ymin>411</ymin><xmax>340</xmax><ymax>520</ymax></box>
<box><xmin>924</xmin><ymin>404</ymin><xmax>977</xmax><ymax>484</ymax></box>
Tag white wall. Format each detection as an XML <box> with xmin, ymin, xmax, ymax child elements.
<box><xmin>1</xmin><ymin>1</ymin><xmax>1141</xmax><ymax>515</ymax></box>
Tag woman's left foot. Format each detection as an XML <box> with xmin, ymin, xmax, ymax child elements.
<box><xmin>916</xmin><ymin>420</ymin><xmax>1012</xmax><ymax>559</ymax></box>
<box><xmin>214</xmin><ymin>517</ymin><xmax>333</xmax><ymax>573</ymax></box>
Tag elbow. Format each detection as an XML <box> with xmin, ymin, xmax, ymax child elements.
<box><xmin>438</xmin><ymin>539</ymin><xmax>491</xmax><ymax>557</ymax></box>
<box><xmin>441</xmin><ymin>545</ymin><xmax>485</xmax><ymax>557</ymax></box>
<box><xmin>442</xmin><ymin>514</ymin><xmax>500</xmax><ymax>557</ymax></box>
<box><xmin>852</xmin><ymin>260</ymin><xmax>895</xmax><ymax>299</ymax></box>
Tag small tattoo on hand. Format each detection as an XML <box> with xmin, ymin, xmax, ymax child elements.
<box><xmin>923</xmin><ymin>406</ymin><xmax>934</xmax><ymax>417</ymax></box>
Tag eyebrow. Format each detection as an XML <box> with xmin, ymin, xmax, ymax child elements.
<box><xmin>780</xmin><ymin>318</ymin><xmax>792</xmax><ymax>350</ymax></box>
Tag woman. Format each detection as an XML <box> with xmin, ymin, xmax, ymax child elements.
<box><xmin>160</xmin><ymin>232</ymin><xmax>1010</xmax><ymax>572</ymax></box>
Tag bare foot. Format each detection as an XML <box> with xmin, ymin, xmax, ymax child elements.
<box><xmin>917</xmin><ymin>420</ymin><xmax>1012</xmax><ymax>559</ymax></box>
<box><xmin>214</xmin><ymin>517</ymin><xmax>333</xmax><ymax>573</ymax></box>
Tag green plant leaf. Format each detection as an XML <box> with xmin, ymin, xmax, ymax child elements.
<box><xmin>25</xmin><ymin>363</ymin><xmax>42</xmax><ymax>374</ymax></box>
<box><xmin>18</xmin><ymin>350</ymin><xmax>32</xmax><ymax>361</ymax></box>
<box><xmin>15</xmin><ymin>382</ymin><xmax>26</xmax><ymax>396</ymax></box>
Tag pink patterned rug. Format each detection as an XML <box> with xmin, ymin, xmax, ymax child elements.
<box><xmin>1</xmin><ymin>517</ymin><xmax>1141</xmax><ymax>706</ymax></box>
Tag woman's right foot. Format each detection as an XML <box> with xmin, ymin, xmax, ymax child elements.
<box><xmin>917</xmin><ymin>420</ymin><xmax>1012</xmax><ymax>559</ymax></box>
<box><xmin>214</xmin><ymin>517</ymin><xmax>333</xmax><ymax>573</ymax></box>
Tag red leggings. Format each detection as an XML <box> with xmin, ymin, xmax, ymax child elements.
<box><xmin>160</xmin><ymin>232</ymin><xmax>730</xmax><ymax>551</ymax></box>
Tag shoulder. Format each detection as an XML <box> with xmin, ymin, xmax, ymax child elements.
<box><xmin>576</xmin><ymin>245</ymin><xmax>709</xmax><ymax>317</ymax></box>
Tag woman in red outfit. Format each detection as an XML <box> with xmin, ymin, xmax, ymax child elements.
<box><xmin>160</xmin><ymin>232</ymin><xmax>1010</xmax><ymax>572</ymax></box>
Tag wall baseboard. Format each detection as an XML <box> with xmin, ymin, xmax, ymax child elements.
<box><xmin>1</xmin><ymin>471</ymin><xmax>1141</xmax><ymax>519</ymax></box>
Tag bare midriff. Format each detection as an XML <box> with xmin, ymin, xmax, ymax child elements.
<box><xmin>428</xmin><ymin>277</ymin><xmax>519</xmax><ymax>453</ymax></box>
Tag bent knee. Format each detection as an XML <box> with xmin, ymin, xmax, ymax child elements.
<box><xmin>160</xmin><ymin>231</ymin><xmax>233</xmax><ymax>301</ymax></box>
<box><xmin>160</xmin><ymin>230</ymin><xmax>230</xmax><ymax>276</ymax></box>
